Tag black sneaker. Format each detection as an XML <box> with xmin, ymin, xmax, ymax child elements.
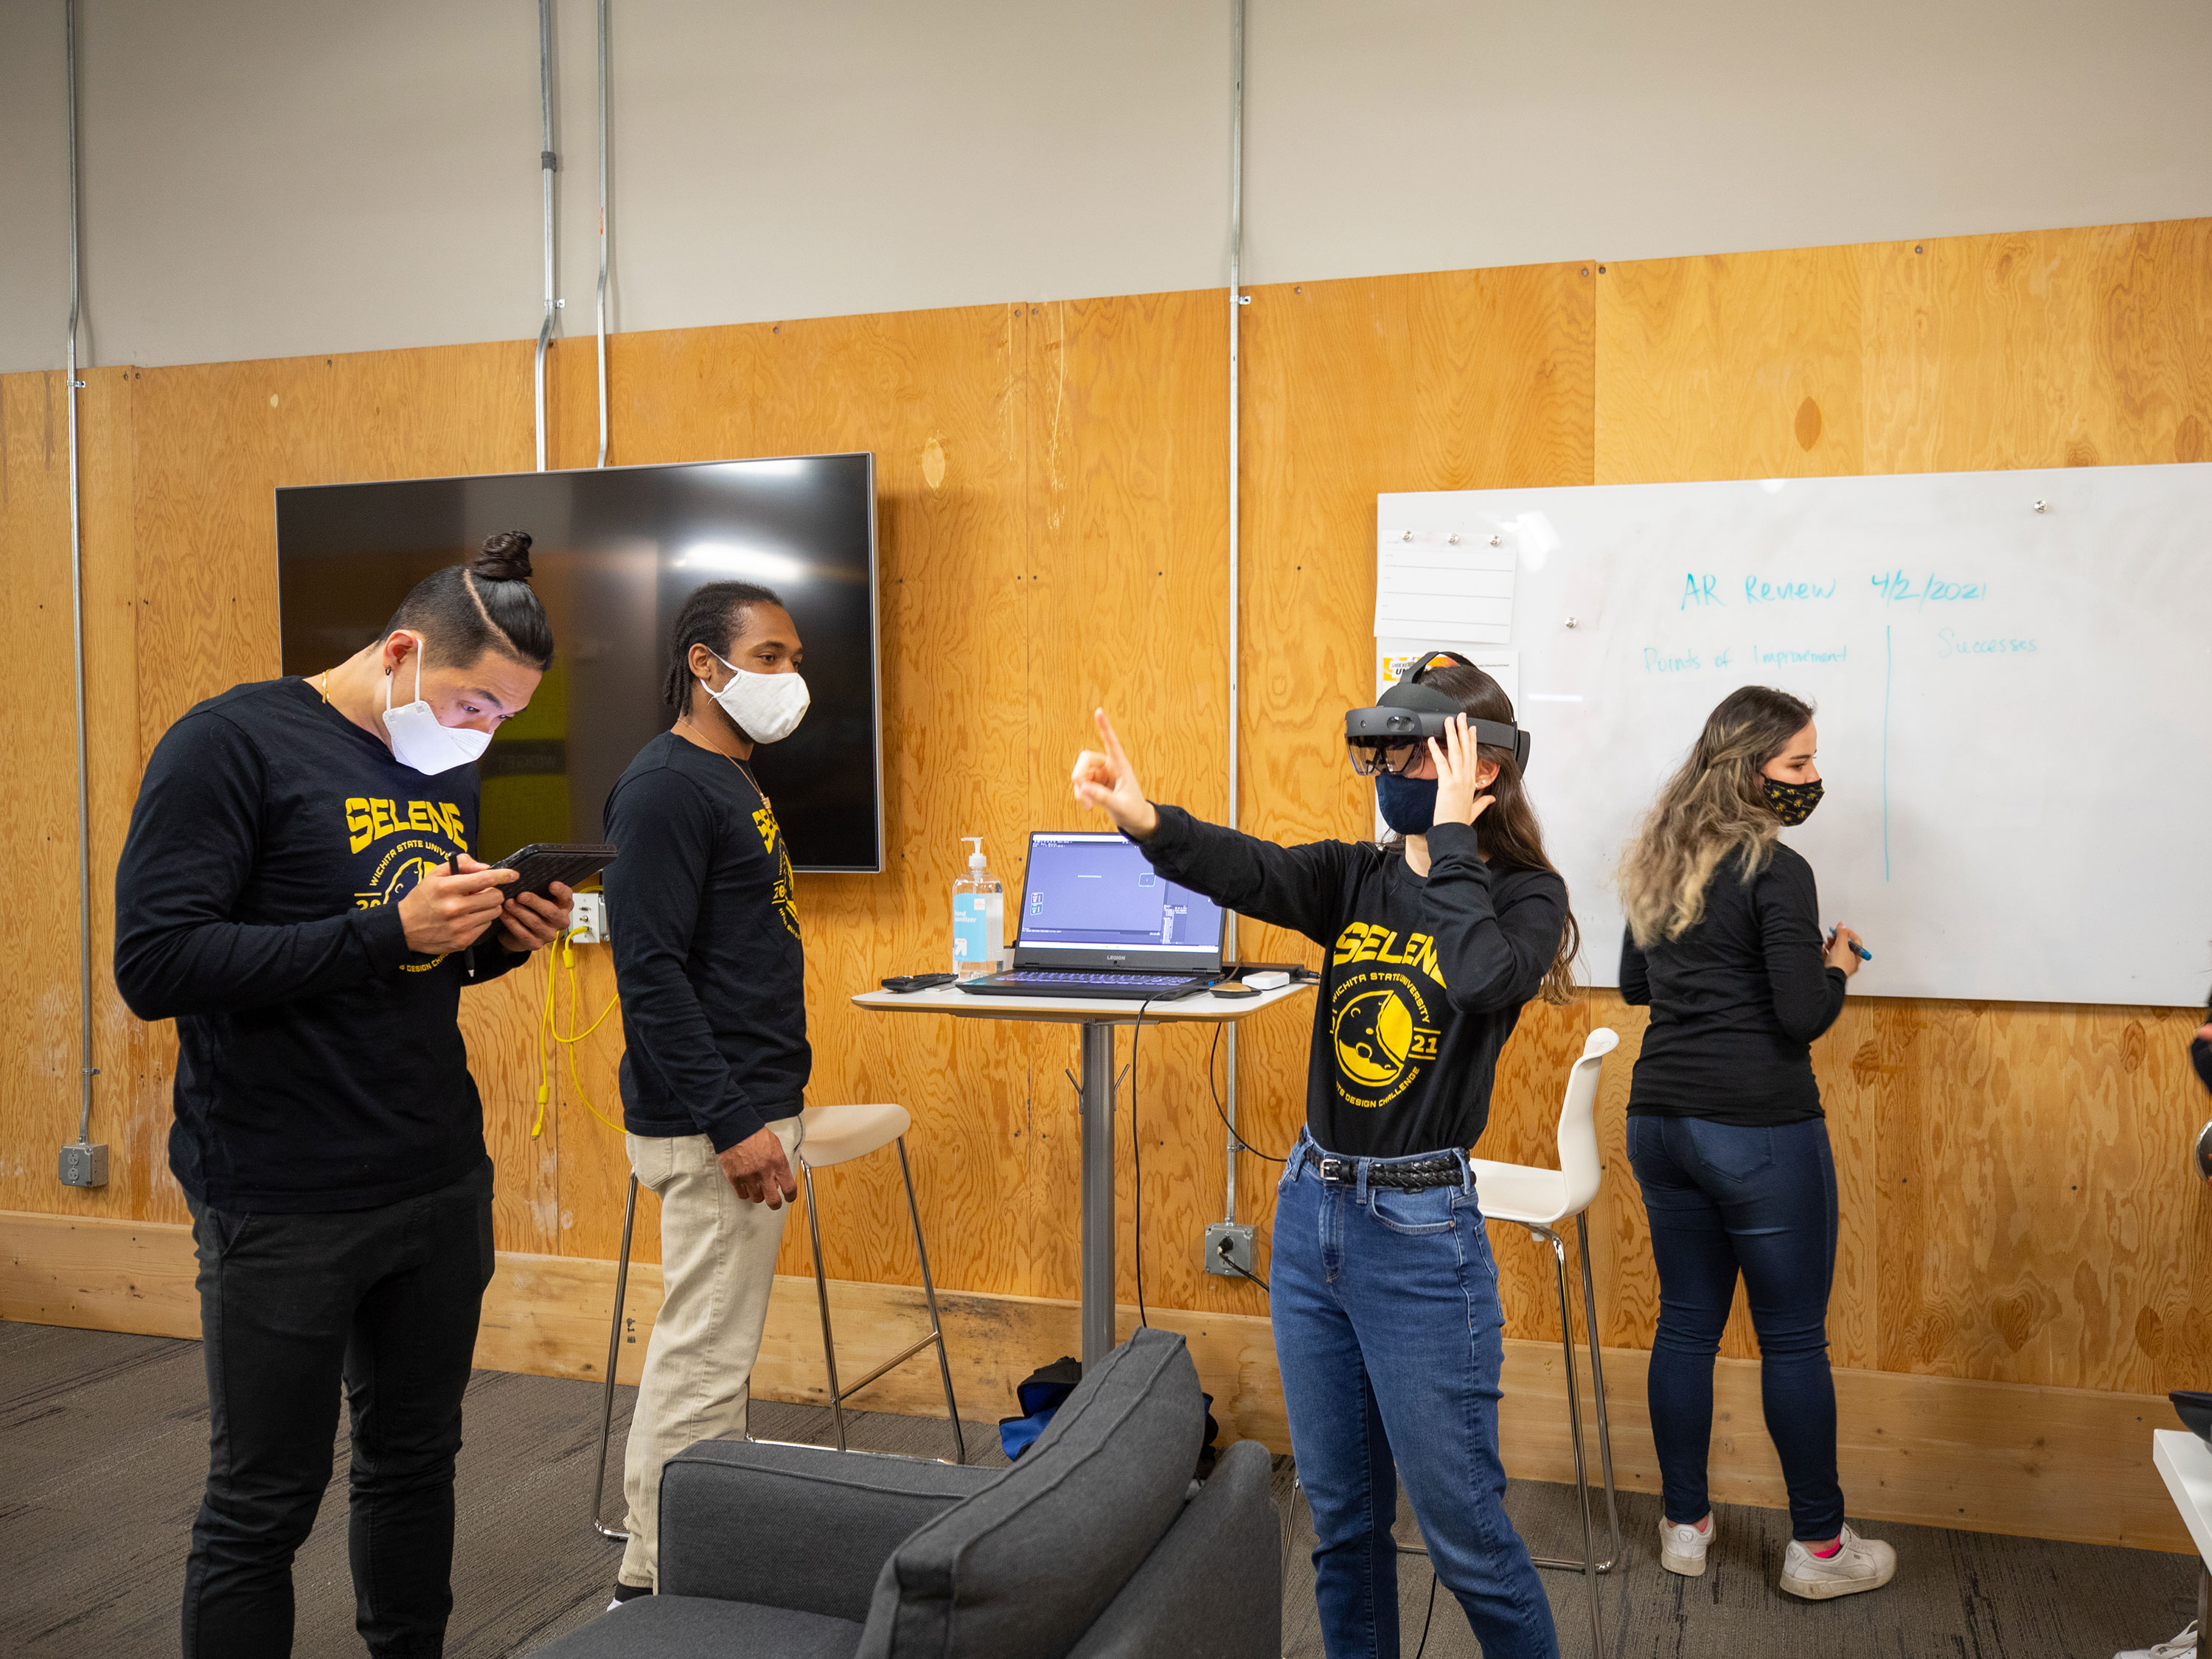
<box><xmin>607</xmin><ymin>1581</ymin><xmax>653</xmax><ymax>1612</ymax></box>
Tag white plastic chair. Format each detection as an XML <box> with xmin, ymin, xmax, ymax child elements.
<box><xmin>588</xmin><ymin>1103</ymin><xmax>964</xmax><ymax>1540</ymax></box>
<box><xmin>1392</xmin><ymin>1026</ymin><xmax>1622</xmax><ymax>1658</ymax></box>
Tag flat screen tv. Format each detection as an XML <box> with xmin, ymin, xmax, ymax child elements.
<box><xmin>275</xmin><ymin>454</ymin><xmax>883</xmax><ymax>872</ymax></box>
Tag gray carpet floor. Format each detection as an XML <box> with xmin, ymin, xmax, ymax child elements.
<box><xmin>0</xmin><ymin>1318</ymin><xmax>2198</xmax><ymax>1658</ymax></box>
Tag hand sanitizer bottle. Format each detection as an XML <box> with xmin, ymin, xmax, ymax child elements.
<box><xmin>953</xmin><ymin>837</ymin><xmax>1004</xmax><ymax>981</ymax></box>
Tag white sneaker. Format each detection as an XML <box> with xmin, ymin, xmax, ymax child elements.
<box><xmin>1778</xmin><ymin>1525</ymin><xmax>1896</xmax><ymax>1600</ymax></box>
<box><xmin>1659</xmin><ymin>1514</ymin><xmax>1714</xmax><ymax>1576</ymax></box>
<box><xmin>2116</xmin><ymin>1621</ymin><xmax>2198</xmax><ymax>1659</ymax></box>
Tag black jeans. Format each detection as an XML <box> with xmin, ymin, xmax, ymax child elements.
<box><xmin>184</xmin><ymin>1158</ymin><xmax>495</xmax><ymax>1658</ymax></box>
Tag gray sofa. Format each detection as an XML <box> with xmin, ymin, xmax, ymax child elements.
<box><xmin>538</xmin><ymin>1326</ymin><xmax>1280</xmax><ymax>1659</ymax></box>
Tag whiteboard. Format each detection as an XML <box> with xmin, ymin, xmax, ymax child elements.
<box><xmin>1377</xmin><ymin>464</ymin><xmax>2212</xmax><ymax>1006</ymax></box>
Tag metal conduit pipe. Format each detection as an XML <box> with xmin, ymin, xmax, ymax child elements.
<box><xmin>61</xmin><ymin>0</ymin><xmax>103</xmax><ymax>1186</ymax></box>
<box><xmin>534</xmin><ymin>0</ymin><xmax>557</xmax><ymax>473</ymax></box>
<box><xmin>594</xmin><ymin>0</ymin><xmax>609</xmax><ymax>467</ymax></box>
<box><xmin>1221</xmin><ymin>0</ymin><xmax>1247</xmax><ymax>1228</ymax></box>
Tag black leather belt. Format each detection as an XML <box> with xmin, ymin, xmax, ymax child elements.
<box><xmin>1302</xmin><ymin>1146</ymin><xmax>1465</xmax><ymax>1190</ymax></box>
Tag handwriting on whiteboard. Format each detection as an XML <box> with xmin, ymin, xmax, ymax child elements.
<box><xmin>1680</xmin><ymin>568</ymin><xmax>1992</xmax><ymax>610</ymax></box>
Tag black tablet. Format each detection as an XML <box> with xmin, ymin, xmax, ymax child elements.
<box><xmin>491</xmin><ymin>842</ymin><xmax>618</xmax><ymax>902</ymax></box>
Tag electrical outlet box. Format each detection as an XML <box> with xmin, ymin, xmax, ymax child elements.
<box><xmin>568</xmin><ymin>892</ymin><xmax>609</xmax><ymax>945</ymax></box>
<box><xmin>1204</xmin><ymin>1222</ymin><xmax>1257</xmax><ymax>1279</ymax></box>
<box><xmin>58</xmin><ymin>1141</ymin><xmax>108</xmax><ymax>1188</ymax></box>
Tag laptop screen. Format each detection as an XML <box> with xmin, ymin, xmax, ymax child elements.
<box><xmin>1018</xmin><ymin>832</ymin><xmax>1225</xmax><ymax>960</ymax></box>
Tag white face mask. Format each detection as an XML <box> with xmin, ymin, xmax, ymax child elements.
<box><xmin>381</xmin><ymin>642</ymin><xmax>494</xmax><ymax>776</ymax></box>
<box><xmin>700</xmin><ymin>651</ymin><xmax>810</xmax><ymax>744</ymax></box>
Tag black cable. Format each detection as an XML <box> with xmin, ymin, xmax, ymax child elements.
<box><xmin>1214</xmin><ymin>1233</ymin><xmax>1270</xmax><ymax>1293</ymax></box>
<box><xmin>1412</xmin><ymin>1572</ymin><xmax>1439</xmax><ymax>1659</ymax></box>
<box><xmin>1204</xmin><ymin>1021</ymin><xmax>1286</xmax><ymax>1163</ymax></box>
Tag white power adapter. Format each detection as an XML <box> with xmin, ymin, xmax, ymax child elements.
<box><xmin>1242</xmin><ymin>970</ymin><xmax>1291</xmax><ymax>990</ymax></box>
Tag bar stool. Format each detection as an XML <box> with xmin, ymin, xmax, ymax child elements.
<box><xmin>588</xmin><ymin>1102</ymin><xmax>964</xmax><ymax>1540</ymax></box>
<box><xmin>779</xmin><ymin>1102</ymin><xmax>965</xmax><ymax>1464</ymax></box>
<box><xmin>1468</xmin><ymin>1026</ymin><xmax>1621</xmax><ymax>1652</ymax></box>
<box><xmin>1291</xmin><ymin>1026</ymin><xmax>1622</xmax><ymax>1655</ymax></box>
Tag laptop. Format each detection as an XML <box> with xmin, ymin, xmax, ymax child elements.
<box><xmin>956</xmin><ymin>831</ymin><xmax>1227</xmax><ymax>1001</ymax></box>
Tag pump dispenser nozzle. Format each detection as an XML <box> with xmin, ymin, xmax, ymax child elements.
<box><xmin>963</xmin><ymin>835</ymin><xmax>985</xmax><ymax>871</ymax></box>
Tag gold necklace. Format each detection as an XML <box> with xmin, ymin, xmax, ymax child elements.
<box><xmin>680</xmin><ymin>714</ymin><xmax>768</xmax><ymax>806</ymax></box>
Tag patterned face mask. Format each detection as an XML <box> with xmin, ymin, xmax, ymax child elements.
<box><xmin>1762</xmin><ymin>776</ymin><xmax>1824</xmax><ymax>826</ymax></box>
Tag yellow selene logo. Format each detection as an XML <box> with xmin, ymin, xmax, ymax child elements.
<box><xmin>346</xmin><ymin>797</ymin><xmax>468</xmax><ymax>856</ymax></box>
<box><xmin>755</xmin><ymin>802</ymin><xmax>799</xmax><ymax>939</ymax></box>
<box><xmin>1327</xmin><ymin>922</ymin><xmax>1445</xmax><ymax>1109</ymax></box>
<box><xmin>1330</xmin><ymin>921</ymin><xmax>1445</xmax><ymax>985</ymax></box>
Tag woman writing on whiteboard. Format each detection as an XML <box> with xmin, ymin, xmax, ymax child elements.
<box><xmin>1616</xmin><ymin>685</ymin><xmax>1893</xmax><ymax>1600</ymax></box>
<box><xmin>1072</xmin><ymin>653</ymin><xmax>1575</xmax><ymax>1659</ymax></box>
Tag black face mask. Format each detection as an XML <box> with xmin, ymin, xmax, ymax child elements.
<box><xmin>1762</xmin><ymin>776</ymin><xmax>1824</xmax><ymax>826</ymax></box>
<box><xmin>1375</xmin><ymin>771</ymin><xmax>1438</xmax><ymax>835</ymax></box>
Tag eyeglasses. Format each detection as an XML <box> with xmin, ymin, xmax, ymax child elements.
<box><xmin>1346</xmin><ymin>740</ymin><xmax>1425</xmax><ymax>778</ymax></box>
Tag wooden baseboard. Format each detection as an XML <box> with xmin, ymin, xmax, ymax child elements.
<box><xmin>1</xmin><ymin>1208</ymin><xmax>2186</xmax><ymax>1553</ymax></box>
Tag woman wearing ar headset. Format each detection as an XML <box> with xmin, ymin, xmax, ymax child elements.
<box><xmin>1073</xmin><ymin>651</ymin><xmax>1576</xmax><ymax>1659</ymax></box>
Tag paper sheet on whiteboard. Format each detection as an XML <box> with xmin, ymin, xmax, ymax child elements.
<box><xmin>1374</xmin><ymin>523</ymin><xmax>1517</xmax><ymax>644</ymax></box>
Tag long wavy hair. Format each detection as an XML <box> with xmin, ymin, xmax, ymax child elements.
<box><xmin>1617</xmin><ymin>686</ymin><xmax>1814</xmax><ymax>947</ymax></box>
<box><xmin>1387</xmin><ymin>661</ymin><xmax>1580</xmax><ymax>1005</ymax></box>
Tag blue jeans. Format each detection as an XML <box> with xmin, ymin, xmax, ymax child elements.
<box><xmin>1627</xmin><ymin>1113</ymin><xmax>1844</xmax><ymax>1540</ymax></box>
<box><xmin>1273</xmin><ymin>1132</ymin><xmax>1557</xmax><ymax>1659</ymax></box>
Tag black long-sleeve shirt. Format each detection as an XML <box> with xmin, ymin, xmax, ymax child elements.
<box><xmin>1618</xmin><ymin>842</ymin><xmax>1846</xmax><ymax>1124</ymax></box>
<box><xmin>602</xmin><ymin>733</ymin><xmax>810</xmax><ymax>1150</ymax></box>
<box><xmin>2193</xmin><ymin>998</ymin><xmax>2212</xmax><ymax>1099</ymax></box>
<box><xmin>1138</xmin><ymin>805</ymin><xmax>1568</xmax><ymax>1158</ymax></box>
<box><xmin>114</xmin><ymin>678</ymin><xmax>526</xmax><ymax>1212</ymax></box>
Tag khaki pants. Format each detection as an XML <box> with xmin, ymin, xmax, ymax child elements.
<box><xmin>618</xmin><ymin>1117</ymin><xmax>802</xmax><ymax>1589</ymax></box>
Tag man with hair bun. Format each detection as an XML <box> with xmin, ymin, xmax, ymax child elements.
<box><xmin>116</xmin><ymin>532</ymin><xmax>574</xmax><ymax>1659</ymax></box>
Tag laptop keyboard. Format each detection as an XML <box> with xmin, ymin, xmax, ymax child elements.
<box><xmin>991</xmin><ymin>970</ymin><xmax>1203</xmax><ymax>990</ymax></box>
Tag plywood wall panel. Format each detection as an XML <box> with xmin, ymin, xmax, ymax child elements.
<box><xmin>1871</xmin><ymin>999</ymin><xmax>2212</xmax><ymax>1394</ymax></box>
<box><xmin>1019</xmin><ymin>290</ymin><xmax>1249</xmax><ymax>1317</ymax></box>
<box><xmin>8</xmin><ymin>220</ymin><xmax>2211</xmax><ymax>1424</ymax></box>
<box><xmin>1595</xmin><ymin>247</ymin><xmax>1868</xmax><ymax>485</ymax></box>
<box><xmin>1860</xmin><ymin>221</ymin><xmax>2212</xmax><ymax>476</ymax></box>
<box><xmin>0</xmin><ymin>372</ymin><xmax>91</xmax><ymax>1217</ymax></box>
<box><xmin>0</xmin><ymin>368</ymin><xmax>158</xmax><ymax>1225</ymax></box>
<box><xmin>1229</xmin><ymin>262</ymin><xmax>1601</xmax><ymax>1322</ymax></box>
<box><xmin>1586</xmin><ymin>221</ymin><xmax>2212</xmax><ymax>1397</ymax></box>
<box><xmin>538</xmin><ymin>304</ymin><xmax>1046</xmax><ymax>1302</ymax></box>
<box><xmin>465</xmin><ymin>964</ymin><xmax>563</xmax><ymax>1258</ymax></box>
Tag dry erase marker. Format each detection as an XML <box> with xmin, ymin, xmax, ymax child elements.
<box><xmin>1829</xmin><ymin>928</ymin><xmax>1871</xmax><ymax>962</ymax></box>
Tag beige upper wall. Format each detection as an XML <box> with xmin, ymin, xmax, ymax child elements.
<box><xmin>4</xmin><ymin>0</ymin><xmax>2209</xmax><ymax>375</ymax></box>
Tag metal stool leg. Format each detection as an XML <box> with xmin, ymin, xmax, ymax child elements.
<box><xmin>1548</xmin><ymin>1229</ymin><xmax>1604</xmax><ymax>1658</ymax></box>
<box><xmin>897</xmin><ymin>1135</ymin><xmax>966</xmax><ymax>1464</ymax></box>
<box><xmin>757</xmin><ymin>1136</ymin><xmax>970</xmax><ymax>1465</ymax></box>
<box><xmin>801</xmin><ymin>1161</ymin><xmax>849</xmax><ymax>1453</ymax></box>
<box><xmin>1575</xmin><ymin>1209</ymin><xmax>1623</xmax><ymax>1573</ymax></box>
<box><xmin>590</xmin><ymin>1172</ymin><xmax>639</xmax><ymax>1541</ymax></box>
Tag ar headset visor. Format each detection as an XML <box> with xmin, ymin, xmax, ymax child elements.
<box><xmin>1344</xmin><ymin>650</ymin><xmax>1532</xmax><ymax>776</ymax></box>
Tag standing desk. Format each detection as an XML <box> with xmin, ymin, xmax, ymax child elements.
<box><xmin>850</xmin><ymin>981</ymin><xmax>1315</xmax><ymax>1366</ymax></box>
